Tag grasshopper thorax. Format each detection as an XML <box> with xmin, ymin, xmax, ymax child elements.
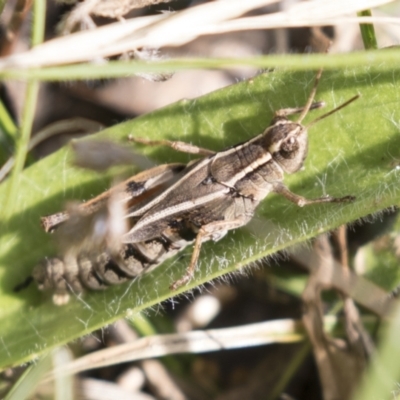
<box><xmin>263</xmin><ymin>118</ymin><xmax>308</xmax><ymax>174</ymax></box>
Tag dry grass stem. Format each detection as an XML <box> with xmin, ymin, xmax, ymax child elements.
<box><xmin>0</xmin><ymin>0</ymin><xmax>394</xmax><ymax>69</ymax></box>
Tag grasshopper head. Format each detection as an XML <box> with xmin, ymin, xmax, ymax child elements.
<box><xmin>264</xmin><ymin>119</ymin><xmax>308</xmax><ymax>174</ymax></box>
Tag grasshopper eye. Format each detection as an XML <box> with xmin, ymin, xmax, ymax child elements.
<box><xmin>273</xmin><ymin>128</ymin><xmax>308</xmax><ymax>174</ymax></box>
<box><xmin>281</xmin><ymin>135</ymin><xmax>300</xmax><ymax>156</ymax></box>
<box><xmin>281</xmin><ymin>143</ymin><xmax>299</xmax><ymax>158</ymax></box>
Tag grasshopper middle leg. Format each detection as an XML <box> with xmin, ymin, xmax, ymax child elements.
<box><xmin>170</xmin><ymin>218</ymin><xmax>246</xmax><ymax>290</ymax></box>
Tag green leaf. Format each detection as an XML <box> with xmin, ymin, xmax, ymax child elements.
<box><xmin>1</xmin><ymin>66</ymin><xmax>400</xmax><ymax>369</ymax></box>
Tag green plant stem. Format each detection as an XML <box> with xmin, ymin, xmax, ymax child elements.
<box><xmin>1</xmin><ymin>49</ymin><xmax>400</xmax><ymax>81</ymax></box>
<box><xmin>0</xmin><ymin>100</ymin><xmax>17</xmax><ymax>141</ymax></box>
<box><xmin>269</xmin><ymin>342</ymin><xmax>311</xmax><ymax>400</ymax></box>
<box><xmin>2</xmin><ymin>81</ymin><xmax>39</xmax><ymax>219</ymax></box>
<box><xmin>128</xmin><ymin>312</ymin><xmax>157</xmax><ymax>337</ymax></box>
<box><xmin>357</xmin><ymin>10</ymin><xmax>378</xmax><ymax>50</ymax></box>
<box><xmin>0</xmin><ymin>100</ymin><xmax>17</xmax><ymax>161</ymax></box>
<box><xmin>1</xmin><ymin>0</ymin><xmax>45</xmax><ymax>218</ymax></box>
<box><xmin>31</xmin><ymin>0</ymin><xmax>45</xmax><ymax>46</ymax></box>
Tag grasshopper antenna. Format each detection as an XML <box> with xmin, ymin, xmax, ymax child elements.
<box><xmin>306</xmin><ymin>94</ymin><xmax>361</xmax><ymax>129</ymax></box>
<box><xmin>297</xmin><ymin>39</ymin><xmax>333</xmax><ymax>123</ymax></box>
<box><xmin>297</xmin><ymin>68</ymin><xmax>323</xmax><ymax>124</ymax></box>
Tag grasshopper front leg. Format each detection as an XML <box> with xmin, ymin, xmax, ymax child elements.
<box><xmin>130</xmin><ymin>136</ymin><xmax>215</xmax><ymax>156</ymax></box>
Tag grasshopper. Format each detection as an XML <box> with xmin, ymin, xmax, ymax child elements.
<box><xmin>18</xmin><ymin>70</ymin><xmax>358</xmax><ymax>304</ymax></box>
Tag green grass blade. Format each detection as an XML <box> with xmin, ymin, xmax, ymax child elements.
<box><xmin>352</xmin><ymin>303</ymin><xmax>400</xmax><ymax>400</ymax></box>
<box><xmin>31</xmin><ymin>0</ymin><xmax>46</xmax><ymax>47</ymax></box>
<box><xmin>4</xmin><ymin>353</ymin><xmax>52</xmax><ymax>400</ymax></box>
